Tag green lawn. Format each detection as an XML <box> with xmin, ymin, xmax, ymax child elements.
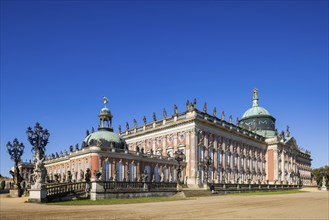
<box><xmin>47</xmin><ymin>196</ymin><xmax>189</xmax><ymax>205</ymax></box>
<box><xmin>225</xmin><ymin>189</ymin><xmax>306</xmax><ymax>196</ymax></box>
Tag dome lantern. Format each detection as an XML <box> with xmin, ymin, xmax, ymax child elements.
<box><xmin>81</xmin><ymin>97</ymin><xmax>126</xmax><ymax>149</ymax></box>
<box><xmin>98</xmin><ymin>96</ymin><xmax>113</xmax><ymax>131</ymax></box>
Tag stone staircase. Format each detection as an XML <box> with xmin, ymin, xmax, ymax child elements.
<box><xmin>181</xmin><ymin>189</ymin><xmax>216</xmax><ymax>197</ymax></box>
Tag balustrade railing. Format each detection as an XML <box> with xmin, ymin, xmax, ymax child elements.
<box><xmin>46</xmin><ymin>182</ymin><xmax>86</xmax><ymax>196</ymax></box>
<box><xmin>149</xmin><ymin>182</ymin><xmax>177</xmax><ymax>191</ymax></box>
<box><xmin>211</xmin><ymin>183</ymin><xmax>301</xmax><ymax>192</ymax></box>
<box><xmin>102</xmin><ymin>181</ymin><xmax>177</xmax><ymax>192</ymax></box>
<box><xmin>103</xmin><ymin>181</ymin><xmax>144</xmax><ymax>190</ymax></box>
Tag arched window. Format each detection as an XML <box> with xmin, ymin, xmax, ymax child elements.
<box><xmin>145</xmin><ymin>166</ymin><xmax>151</xmax><ymax>182</ymax></box>
<box><xmin>129</xmin><ymin>163</ymin><xmax>136</xmax><ymax>181</ymax></box>
<box><xmin>225</xmin><ymin>151</ymin><xmax>229</xmax><ymax>167</ymax></box>
<box><xmin>199</xmin><ymin>146</ymin><xmax>204</xmax><ymax>161</ymax></box>
<box><xmin>116</xmin><ymin>162</ymin><xmax>124</xmax><ymax>181</ymax></box>
<box><xmin>162</xmin><ymin>167</ymin><xmax>167</xmax><ymax>182</ymax></box>
<box><xmin>103</xmin><ymin>160</ymin><xmax>111</xmax><ymax>181</ymax></box>
<box><xmin>154</xmin><ymin>166</ymin><xmax>159</xmax><ymax>182</ymax></box>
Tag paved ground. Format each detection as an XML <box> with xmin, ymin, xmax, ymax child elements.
<box><xmin>0</xmin><ymin>191</ymin><xmax>328</xmax><ymax>220</ymax></box>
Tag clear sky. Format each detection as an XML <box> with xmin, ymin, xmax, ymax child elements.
<box><xmin>1</xmin><ymin>0</ymin><xmax>328</xmax><ymax>176</ymax></box>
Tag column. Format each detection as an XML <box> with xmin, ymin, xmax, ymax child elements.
<box><xmin>189</xmin><ymin>129</ymin><xmax>197</xmax><ymax>185</ymax></box>
<box><xmin>222</xmin><ymin>141</ymin><xmax>226</xmax><ymax>182</ymax></box>
<box><xmin>214</xmin><ymin>139</ymin><xmax>218</xmax><ymax>183</ymax></box>
<box><xmin>229</xmin><ymin>143</ymin><xmax>233</xmax><ymax>182</ymax></box>
<box><xmin>124</xmin><ymin>161</ymin><xmax>128</xmax><ymax>181</ymax></box>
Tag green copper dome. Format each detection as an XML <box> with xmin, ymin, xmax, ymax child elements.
<box><xmin>241</xmin><ymin>106</ymin><xmax>271</xmax><ymax>119</ymax></box>
<box><xmin>81</xmin><ymin>97</ymin><xmax>126</xmax><ymax>149</ymax></box>
<box><xmin>239</xmin><ymin>88</ymin><xmax>276</xmax><ymax>138</ymax></box>
<box><xmin>83</xmin><ymin>129</ymin><xmax>126</xmax><ymax>149</ymax></box>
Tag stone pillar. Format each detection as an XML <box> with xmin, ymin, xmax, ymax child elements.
<box><xmin>229</xmin><ymin>150</ymin><xmax>233</xmax><ymax>183</ymax></box>
<box><xmin>112</xmin><ymin>160</ymin><xmax>116</xmax><ymax>181</ymax></box>
<box><xmin>124</xmin><ymin>161</ymin><xmax>128</xmax><ymax>181</ymax></box>
<box><xmin>136</xmin><ymin>162</ymin><xmax>140</xmax><ymax>181</ymax></box>
<box><xmin>187</xmin><ymin>129</ymin><xmax>197</xmax><ymax>185</ymax></box>
<box><xmin>159</xmin><ymin>165</ymin><xmax>163</xmax><ymax>182</ymax></box>
<box><xmin>173</xmin><ymin>134</ymin><xmax>178</xmax><ymax>151</ymax></box>
<box><xmin>237</xmin><ymin>151</ymin><xmax>240</xmax><ymax>183</ymax></box>
<box><xmin>222</xmin><ymin>142</ymin><xmax>226</xmax><ymax>182</ymax></box>
<box><xmin>281</xmin><ymin>151</ymin><xmax>285</xmax><ymax>182</ymax></box>
<box><xmin>214</xmin><ymin>145</ymin><xmax>218</xmax><ymax>183</ymax></box>
<box><xmin>185</xmin><ymin>131</ymin><xmax>190</xmax><ymax>181</ymax></box>
<box><xmin>90</xmin><ymin>181</ymin><xmax>105</xmax><ymax>200</ymax></box>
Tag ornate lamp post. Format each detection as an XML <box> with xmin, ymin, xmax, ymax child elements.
<box><xmin>204</xmin><ymin>156</ymin><xmax>212</xmax><ymax>183</ymax></box>
<box><xmin>27</xmin><ymin>123</ymin><xmax>49</xmax><ymax>203</ymax></box>
<box><xmin>6</xmin><ymin>138</ymin><xmax>24</xmax><ymax>197</ymax></box>
<box><xmin>174</xmin><ymin>150</ymin><xmax>185</xmax><ymax>184</ymax></box>
<box><xmin>320</xmin><ymin>170</ymin><xmax>327</xmax><ymax>191</ymax></box>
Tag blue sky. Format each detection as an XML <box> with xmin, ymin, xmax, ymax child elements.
<box><xmin>1</xmin><ymin>0</ymin><xmax>328</xmax><ymax>176</ymax></box>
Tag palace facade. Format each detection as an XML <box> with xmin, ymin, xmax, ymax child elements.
<box><xmin>43</xmin><ymin>89</ymin><xmax>313</xmax><ymax>187</ymax></box>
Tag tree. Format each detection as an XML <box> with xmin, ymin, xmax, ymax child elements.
<box><xmin>312</xmin><ymin>166</ymin><xmax>329</xmax><ymax>186</ymax></box>
<box><xmin>0</xmin><ymin>180</ymin><xmax>5</xmax><ymax>190</ymax></box>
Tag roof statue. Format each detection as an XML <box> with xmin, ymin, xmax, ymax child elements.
<box><xmin>186</xmin><ymin>100</ymin><xmax>190</xmax><ymax>111</ymax></box>
<box><xmin>153</xmin><ymin>112</ymin><xmax>157</xmax><ymax>121</ymax></box>
<box><xmin>103</xmin><ymin>96</ymin><xmax>109</xmax><ymax>108</ymax></box>
<box><xmin>252</xmin><ymin>88</ymin><xmax>258</xmax><ymax>107</ymax></box>
<box><xmin>221</xmin><ymin>111</ymin><xmax>225</xmax><ymax>121</ymax></box>
<box><xmin>163</xmin><ymin>108</ymin><xmax>167</xmax><ymax>118</ymax></box>
<box><xmin>133</xmin><ymin>119</ymin><xmax>137</xmax><ymax>128</ymax></box>
<box><xmin>203</xmin><ymin>102</ymin><xmax>207</xmax><ymax>113</ymax></box>
<box><xmin>193</xmin><ymin>98</ymin><xmax>197</xmax><ymax>108</ymax></box>
<box><xmin>253</xmin><ymin>88</ymin><xmax>258</xmax><ymax>99</ymax></box>
<box><xmin>174</xmin><ymin>105</ymin><xmax>178</xmax><ymax>115</ymax></box>
<box><xmin>213</xmin><ymin>107</ymin><xmax>217</xmax><ymax>117</ymax></box>
<box><xmin>143</xmin><ymin>116</ymin><xmax>147</xmax><ymax>125</ymax></box>
<box><xmin>118</xmin><ymin>125</ymin><xmax>122</xmax><ymax>133</ymax></box>
<box><xmin>286</xmin><ymin>125</ymin><xmax>290</xmax><ymax>137</ymax></box>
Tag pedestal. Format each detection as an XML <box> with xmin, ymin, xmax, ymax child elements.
<box><xmin>28</xmin><ymin>188</ymin><xmax>47</xmax><ymax>203</ymax></box>
<box><xmin>321</xmin><ymin>186</ymin><xmax>327</xmax><ymax>191</ymax></box>
<box><xmin>10</xmin><ymin>189</ymin><xmax>22</xmax><ymax>197</ymax></box>
<box><xmin>203</xmin><ymin>183</ymin><xmax>209</xmax><ymax>189</ymax></box>
<box><xmin>176</xmin><ymin>183</ymin><xmax>182</xmax><ymax>192</ymax></box>
<box><xmin>90</xmin><ymin>181</ymin><xmax>103</xmax><ymax>200</ymax></box>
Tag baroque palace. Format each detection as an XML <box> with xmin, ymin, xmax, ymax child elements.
<box><xmin>40</xmin><ymin>89</ymin><xmax>312</xmax><ymax>188</ymax></box>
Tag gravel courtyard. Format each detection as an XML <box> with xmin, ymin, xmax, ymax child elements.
<box><xmin>1</xmin><ymin>191</ymin><xmax>328</xmax><ymax>220</ymax></box>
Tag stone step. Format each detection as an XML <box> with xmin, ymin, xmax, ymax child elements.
<box><xmin>181</xmin><ymin>190</ymin><xmax>215</xmax><ymax>197</ymax></box>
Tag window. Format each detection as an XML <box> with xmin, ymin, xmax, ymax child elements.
<box><xmin>199</xmin><ymin>146</ymin><xmax>204</xmax><ymax>161</ymax></box>
<box><xmin>154</xmin><ymin>166</ymin><xmax>159</xmax><ymax>182</ymax></box>
<box><xmin>129</xmin><ymin>163</ymin><xmax>136</xmax><ymax>181</ymax></box>
<box><xmin>145</xmin><ymin>166</ymin><xmax>151</xmax><ymax>182</ymax></box>
<box><xmin>103</xmin><ymin>161</ymin><xmax>111</xmax><ymax>181</ymax></box>
<box><xmin>116</xmin><ymin>162</ymin><xmax>124</xmax><ymax>181</ymax></box>
<box><xmin>162</xmin><ymin>167</ymin><xmax>167</xmax><ymax>182</ymax></box>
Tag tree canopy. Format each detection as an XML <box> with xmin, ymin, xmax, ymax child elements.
<box><xmin>312</xmin><ymin>166</ymin><xmax>329</xmax><ymax>186</ymax></box>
